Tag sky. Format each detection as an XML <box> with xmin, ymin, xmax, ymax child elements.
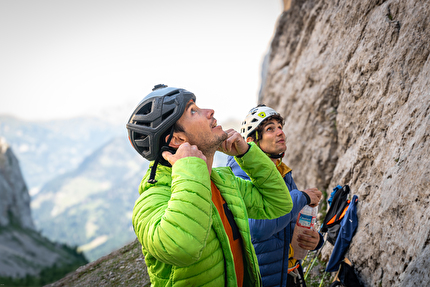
<box><xmin>0</xmin><ymin>0</ymin><xmax>282</xmax><ymax>126</ymax></box>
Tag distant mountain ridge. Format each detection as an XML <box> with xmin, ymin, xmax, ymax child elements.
<box><xmin>31</xmin><ymin>136</ymin><xmax>149</xmax><ymax>261</ymax></box>
<box><xmin>0</xmin><ymin>115</ymin><xmax>124</xmax><ymax>193</ymax></box>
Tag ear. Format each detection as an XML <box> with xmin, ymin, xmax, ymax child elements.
<box><xmin>166</xmin><ymin>132</ymin><xmax>186</xmax><ymax>148</ymax></box>
<box><xmin>246</xmin><ymin>137</ymin><xmax>254</xmax><ymax>143</ymax></box>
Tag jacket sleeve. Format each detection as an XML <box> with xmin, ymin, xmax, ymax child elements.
<box><xmin>234</xmin><ymin>143</ymin><xmax>293</xmax><ymax>220</ymax></box>
<box><xmin>132</xmin><ymin>157</ymin><xmax>213</xmax><ymax>267</ymax></box>
<box><xmin>314</xmin><ymin>232</ymin><xmax>324</xmax><ymax>250</ymax></box>
<box><xmin>226</xmin><ymin>155</ymin><xmax>249</xmax><ymax>180</ymax></box>
<box><xmin>249</xmin><ymin>189</ymin><xmax>307</xmax><ymax>241</ymax></box>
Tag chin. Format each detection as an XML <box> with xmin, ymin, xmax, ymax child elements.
<box><xmin>215</xmin><ymin>128</ymin><xmax>227</xmax><ymax>137</ymax></box>
<box><xmin>278</xmin><ymin>147</ymin><xmax>287</xmax><ymax>154</ymax></box>
<box><xmin>220</xmin><ymin>131</ymin><xmax>228</xmax><ymax>141</ymax></box>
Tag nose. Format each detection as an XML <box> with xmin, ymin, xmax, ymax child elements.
<box><xmin>204</xmin><ymin>109</ymin><xmax>215</xmax><ymax>119</ymax></box>
<box><xmin>276</xmin><ymin>127</ymin><xmax>285</xmax><ymax>136</ymax></box>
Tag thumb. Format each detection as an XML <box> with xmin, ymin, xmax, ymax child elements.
<box><xmin>162</xmin><ymin>151</ymin><xmax>172</xmax><ymax>164</ymax></box>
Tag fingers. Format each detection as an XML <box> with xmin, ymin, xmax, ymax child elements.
<box><xmin>303</xmin><ymin>188</ymin><xmax>323</xmax><ymax>206</ymax></box>
<box><xmin>217</xmin><ymin>137</ymin><xmax>228</xmax><ymax>153</ymax></box>
<box><xmin>302</xmin><ymin>229</ymin><xmax>319</xmax><ymax>237</ymax></box>
<box><xmin>178</xmin><ymin>143</ymin><xmax>206</xmax><ymax>160</ymax></box>
<box><xmin>297</xmin><ymin>230</ymin><xmax>319</xmax><ymax>250</ymax></box>
<box><xmin>221</xmin><ymin>130</ymin><xmax>237</xmax><ymax>151</ymax></box>
<box><xmin>219</xmin><ymin>129</ymin><xmax>248</xmax><ymax>156</ymax></box>
<box><xmin>162</xmin><ymin>143</ymin><xmax>206</xmax><ymax>166</ymax></box>
<box><xmin>162</xmin><ymin>150</ymin><xmax>173</xmax><ymax>164</ymax></box>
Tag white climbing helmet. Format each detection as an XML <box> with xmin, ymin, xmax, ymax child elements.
<box><xmin>240</xmin><ymin>105</ymin><xmax>279</xmax><ymax>139</ymax></box>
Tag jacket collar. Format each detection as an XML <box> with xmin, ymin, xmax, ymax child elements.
<box><xmin>276</xmin><ymin>160</ymin><xmax>292</xmax><ymax>178</ymax></box>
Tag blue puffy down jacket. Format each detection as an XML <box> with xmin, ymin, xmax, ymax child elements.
<box><xmin>227</xmin><ymin>156</ymin><xmax>322</xmax><ymax>287</ymax></box>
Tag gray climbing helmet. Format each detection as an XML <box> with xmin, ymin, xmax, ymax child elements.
<box><xmin>126</xmin><ymin>84</ymin><xmax>196</xmax><ymax>161</ymax></box>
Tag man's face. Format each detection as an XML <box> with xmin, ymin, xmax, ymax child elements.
<box><xmin>252</xmin><ymin>119</ymin><xmax>286</xmax><ymax>155</ymax></box>
<box><xmin>175</xmin><ymin>100</ymin><xmax>228</xmax><ymax>155</ymax></box>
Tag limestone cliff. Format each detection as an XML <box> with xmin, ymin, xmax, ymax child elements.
<box><xmin>261</xmin><ymin>0</ymin><xmax>429</xmax><ymax>286</ymax></box>
<box><xmin>0</xmin><ymin>137</ymin><xmax>35</xmax><ymax>230</ymax></box>
<box><xmin>0</xmin><ymin>138</ymin><xmax>87</xmax><ymax>279</ymax></box>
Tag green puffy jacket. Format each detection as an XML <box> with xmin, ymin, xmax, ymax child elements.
<box><xmin>132</xmin><ymin>143</ymin><xmax>293</xmax><ymax>286</ymax></box>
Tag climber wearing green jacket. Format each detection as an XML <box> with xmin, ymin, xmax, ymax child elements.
<box><xmin>126</xmin><ymin>84</ymin><xmax>293</xmax><ymax>287</ymax></box>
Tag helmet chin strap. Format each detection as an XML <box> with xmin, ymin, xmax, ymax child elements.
<box><xmin>148</xmin><ymin>127</ymin><xmax>176</xmax><ymax>184</ymax></box>
<box><xmin>267</xmin><ymin>152</ymin><xmax>285</xmax><ymax>159</ymax></box>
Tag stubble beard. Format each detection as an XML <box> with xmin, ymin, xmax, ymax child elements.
<box><xmin>188</xmin><ymin>130</ymin><xmax>228</xmax><ymax>157</ymax></box>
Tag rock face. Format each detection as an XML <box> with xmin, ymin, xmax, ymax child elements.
<box><xmin>0</xmin><ymin>138</ymin><xmax>87</xmax><ymax>279</ymax></box>
<box><xmin>45</xmin><ymin>239</ymin><xmax>150</xmax><ymax>287</ymax></box>
<box><xmin>0</xmin><ymin>137</ymin><xmax>34</xmax><ymax>230</ymax></box>
<box><xmin>261</xmin><ymin>0</ymin><xmax>429</xmax><ymax>286</ymax></box>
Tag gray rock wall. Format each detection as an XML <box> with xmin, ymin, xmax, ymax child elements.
<box><xmin>0</xmin><ymin>137</ymin><xmax>35</xmax><ymax>230</ymax></box>
<box><xmin>261</xmin><ymin>0</ymin><xmax>430</xmax><ymax>286</ymax></box>
<box><xmin>0</xmin><ymin>138</ymin><xmax>89</xmax><ymax>278</ymax></box>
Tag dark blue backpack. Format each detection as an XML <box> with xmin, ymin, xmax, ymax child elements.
<box><xmin>321</xmin><ymin>185</ymin><xmax>351</xmax><ymax>245</ymax></box>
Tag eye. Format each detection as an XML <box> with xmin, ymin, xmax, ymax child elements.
<box><xmin>191</xmin><ymin>108</ymin><xmax>197</xmax><ymax>115</ymax></box>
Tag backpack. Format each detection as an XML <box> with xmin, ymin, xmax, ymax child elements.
<box><xmin>321</xmin><ymin>185</ymin><xmax>351</xmax><ymax>245</ymax></box>
<box><xmin>319</xmin><ymin>186</ymin><xmax>363</xmax><ymax>286</ymax></box>
<box><xmin>329</xmin><ymin>258</ymin><xmax>364</xmax><ymax>287</ymax></box>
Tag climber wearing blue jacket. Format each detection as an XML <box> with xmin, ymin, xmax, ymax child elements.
<box><xmin>227</xmin><ymin>105</ymin><xmax>324</xmax><ymax>287</ymax></box>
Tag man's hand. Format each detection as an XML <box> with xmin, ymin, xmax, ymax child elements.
<box><xmin>218</xmin><ymin>129</ymin><xmax>249</xmax><ymax>156</ymax></box>
<box><xmin>297</xmin><ymin>229</ymin><xmax>320</xmax><ymax>250</ymax></box>
<box><xmin>302</xmin><ymin>188</ymin><xmax>322</xmax><ymax>207</ymax></box>
<box><xmin>162</xmin><ymin>143</ymin><xmax>206</xmax><ymax>166</ymax></box>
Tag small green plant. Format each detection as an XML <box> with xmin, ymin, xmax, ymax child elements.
<box><xmin>302</xmin><ymin>253</ymin><xmax>334</xmax><ymax>287</ymax></box>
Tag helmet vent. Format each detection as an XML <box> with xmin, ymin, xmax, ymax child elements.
<box><xmin>137</xmin><ymin>121</ymin><xmax>151</xmax><ymax>127</ymax></box>
<box><xmin>137</xmin><ymin>102</ymin><xmax>153</xmax><ymax>116</ymax></box>
<box><xmin>161</xmin><ymin>109</ymin><xmax>174</xmax><ymax>122</ymax></box>
<box><xmin>135</xmin><ymin>134</ymin><xmax>149</xmax><ymax>150</ymax></box>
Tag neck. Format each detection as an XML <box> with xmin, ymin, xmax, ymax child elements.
<box><xmin>205</xmin><ymin>153</ymin><xmax>214</xmax><ymax>175</ymax></box>
<box><xmin>271</xmin><ymin>157</ymin><xmax>278</xmax><ymax>164</ymax></box>
<box><xmin>201</xmin><ymin>146</ymin><xmax>218</xmax><ymax>175</ymax></box>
